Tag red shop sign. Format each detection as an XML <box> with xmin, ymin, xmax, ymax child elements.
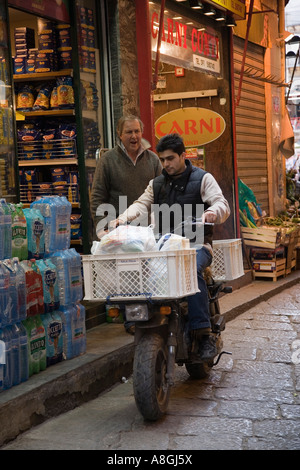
<box><xmin>150</xmin><ymin>4</ymin><xmax>222</xmax><ymax>76</ymax></box>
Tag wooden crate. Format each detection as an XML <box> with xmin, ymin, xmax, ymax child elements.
<box><xmin>241</xmin><ymin>226</ymin><xmax>282</xmax><ymax>249</ymax></box>
<box><xmin>286</xmin><ymin>250</ymin><xmax>297</xmax><ymax>275</ymax></box>
<box><xmin>281</xmin><ymin>226</ymin><xmax>300</xmax><ymax>246</ymax></box>
<box><xmin>252</xmin><ymin>258</ymin><xmax>286</xmax><ymax>282</ymax></box>
<box><xmin>250</xmin><ymin>245</ymin><xmax>285</xmax><ymax>261</ymax></box>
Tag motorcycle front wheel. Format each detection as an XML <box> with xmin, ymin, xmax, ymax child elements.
<box><xmin>133</xmin><ymin>333</ymin><xmax>170</xmax><ymax>421</ymax></box>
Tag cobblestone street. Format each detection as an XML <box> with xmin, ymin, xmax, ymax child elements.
<box><xmin>2</xmin><ymin>283</ymin><xmax>300</xmax><ymax>451</ymax></box>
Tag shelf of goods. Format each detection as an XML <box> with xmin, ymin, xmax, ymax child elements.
<box><xmin>13</xmin><ymin>70</ymin><xmax>73</xmax><ymax>82</ymax></box>
<box><xmin>14</xmin><ymin>70</ymin><xmax>82</xmax><ymax>248</ymax></box>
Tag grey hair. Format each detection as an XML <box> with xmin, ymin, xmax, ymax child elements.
<box><xmin>116</xmin><ymin>115</ymin><xmax>144</xmax><ymax>136</ymax></box>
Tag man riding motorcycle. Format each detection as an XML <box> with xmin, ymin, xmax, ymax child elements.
<box><xmin>107</xmin><ymin>133</ymin><xmax>230</xmax><ymax>361</ymax></box>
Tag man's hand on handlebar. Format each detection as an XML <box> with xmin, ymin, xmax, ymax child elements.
<box><xmin>109</xmin><ymin>218</ymin><xmax>122</xmax><ymax>230</ymax></box>
<box><xmin>202</xmin><ymin>211</ymin><xmax>217</xmax><ymax>224</ymax></box>
<box><xmin>96</xmin><ymin>218</ymin><xmax>123</xmax><ymax>240</ymax></box>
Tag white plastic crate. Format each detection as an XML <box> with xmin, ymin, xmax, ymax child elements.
<box><xmin>81</xmin><ymin>249</ymin><xmax>199</xmax><ymax>301</ymax></box>
<box><xmin>211</xmin><ymin>239</ymin><xmax>244</xmax><ymax>281</ymax></box>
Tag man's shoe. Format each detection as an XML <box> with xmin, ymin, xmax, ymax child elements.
<box><xmin>197</xmin><ymin>335</ymin><xmax>217</xmax><ymax>361</ymax></box>
<box><xmin>191</xmin><ymin>327</ymin><xmax>211</xmax><ymax>341</ymax></box>
<box><xmin>125</xmin><ymin>325</ymin><xmax>135</xmax><ymax>335</ymax></box>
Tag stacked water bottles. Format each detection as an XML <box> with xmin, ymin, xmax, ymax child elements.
<box><xmin>0</xmin><ymin>196</ymin><xmax>86</xmax><ymax>393</ymax></box>
<box><xmin>0</xmin><ymin>199</ymin><xmax>29</xmax><ymax>391</ymax></box>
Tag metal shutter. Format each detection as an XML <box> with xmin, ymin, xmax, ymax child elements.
<box><xmin>233</xmin><ymin>36</ymin><xmax>269</xmax><ymax>215</ymax></box>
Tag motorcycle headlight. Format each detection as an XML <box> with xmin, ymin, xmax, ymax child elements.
<box><xmin>125</xmin><ymin>304</ymin><xmax>151</xmax><ymax>321</ymax></box>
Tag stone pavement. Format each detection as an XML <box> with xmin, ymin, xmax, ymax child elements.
<box><xmin>0</xmin><ymin>270</ymin><xmax>300</xmax><ymax>448</ymax></box>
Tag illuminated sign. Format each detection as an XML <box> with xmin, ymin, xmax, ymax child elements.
<box><xmin>155</xmin><ymin>107</ymin><xmax>226</xmax><ymax>147</ymax></box>
<box><xmin>150</xmin><ymin>4</ymin><xmax>222</xmax><ymax>76</ymax></box>
<box><xmin>209</xmin><ymin>0</ymin><xmax>246</xmax><ymax>19</ymax></box>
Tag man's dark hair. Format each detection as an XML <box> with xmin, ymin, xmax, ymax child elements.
<box><xmin>156</xmin><ymin>133</ymin><xmax>185</xmax><ymax>155</ymax></box>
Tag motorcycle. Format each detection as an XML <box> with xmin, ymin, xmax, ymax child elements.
<box><xmin>108</xmin><ymin>221</ymin><xmax>232</xmax><ymax>421</ymax></box>
<box><xmin>122</xmin><ymin>267</ymin><xmax>232</xmax><ymax>421</ymax></box>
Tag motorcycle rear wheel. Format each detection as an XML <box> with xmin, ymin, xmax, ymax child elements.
<box><xmin>133</xmin><ymin>333</ymin><xmax>170</xmax><ymax>421</ymax></box>
<box><xmin>185</xmin><ymin>361</ymin><xmax>213</xmax><ymax>379</ymax></box>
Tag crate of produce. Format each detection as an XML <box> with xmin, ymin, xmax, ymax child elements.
<box><xmin>241</xmin><ymin>226</ymin><xmax>282</xmax><ymax>249</ymax></box>
<box><xmin>211</xmin><ymin>239</ymin><xmax>244</xmax><ymax>281</ymax></box>
<box><xmin>81</xmin><ymin>249</ymin><xmax>199</xmax><ymax>301</ymax></box>
<box><xmin>280</xmin><ymin>226</ymin><xmax>300</xmax><ymax>246</ymax></box>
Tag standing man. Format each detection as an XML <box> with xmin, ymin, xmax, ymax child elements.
<box><xmin>111</xmin><ymin>133</ymin><xmax>230</xmax><ymax>360</ymax></box>
<box><xmin>91</xmin><ymin>115</ymin><xmax>162</xmax><ymax>237</ymax></box>
<box><xmin>91</xmin><ymin>115</ymin><xmax>162</xmax><ymax>334</ymax></box>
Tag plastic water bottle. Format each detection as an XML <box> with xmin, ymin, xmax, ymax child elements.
<box><xmin>61</xmin><ymin>196</ymin><xmax>72</xmax><ymax>249</ymax></box>
<box><xmin>58</xmin><ymin>305</ymin><xmax>74</xmax><ymax>360</ymax></box>
<box><xmin>7</xmin><ymin>324</ymin><xmax>21</xmax><ymax>386</ymax></box>
<box><xmin>0</xmin><ymin>261</ymin><xmax>11</xmax><ymax>328</ymax></box>
<box><xmin>45</xmin><ymin>259</ymin><xmax>60</xmax><ymax>310</ymax></box>
<box><xmin>29</xmin><ymin>259</ymin><xmax>45</xmax><ymax>315</ymax></box>
<box><xmin>0</xmin><ymin>327</ymin><xmax>12</xmax><ymax>390</ymax></box>
<box><xmin>66</xmin><ymin>249</ymin><xmax>83</xmax><ymax>303</ymax></box>
<box><xmin>11</xmin><ymin>203</ymin><xmax>28</xmax><ymax>261</ymax></box>
<box><xmin>31</xmin><ymin>196</ymin><xmax>71</xmax><ymax>253</ymax></box>
<box><xmin>31</xmin><ymin>197</ymin><xmax>51</xmax><ymax>255</ymax></box>
<box><xmin>12</xmin><ymin>258</ymin><xmax>27</xmax><ymax>322</ymax></box>
<box><xmin>22</xmin><ymin>317</ymin><xmax>35</xmax><ymax>376</ymax></box>
<box><xmin>0</xmin><ymin>199</ymin><xmax>12</xmax><ymax>259</ymax></box>
<box><xmin>4</xmin><ymin>260</ymin><xmax>18</xmax><ymax>325</ymax></box>
<box><xmin>34</xmin><ymin>315</ymin><xmax>46</xmax><ymax>372</ymax></box>
<box><xmin>23</xmin><ymin>208</ymin><xmax>45</xmax><ymax>259</ymax></box>
<box><xmin>37</xmin><ymin>259</ymin><xmax>53</xmax><ymax>313</ymax></box>
<box><xmin>37</xmin><ymin>259</ymin><xmax>59</xmax><ymax>313</ymax></box>
<box><xmin>41</xmin><ymin>311</ymin><xmax>63</xmax><ymax>366</ymax></box>
<box><xmin>50</xmin><ymin>251</ymin><xmax>71</xmax><ymax>306</ymax></box>
<box><xmin>41</xmin><ymin>312</ymin><xmax>52</xmax><ymax>367</ymax></box>
<box><xmin>18</xmin><ymin>322</ymin><xmax>29</xmax><ymax>382</ymax></box>
<box><xmin>23</xmin><ymin>315</ymin><xmax>46</xmax><ymax>375</ymax></box>
<box><xmin>50</xmin><ymin>310</ymin><xmax>63</xmax><ymax>363</ymax></box>
<box><xmin>73</xmin><ymin>303</ymin><xmax>86</xmax><ymax>356</ymax></box>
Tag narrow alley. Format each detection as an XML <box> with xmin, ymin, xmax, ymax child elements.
<box><xmin>2</xmin><ymin>282</ymin><xmax>300</xmax><ymax>451</ymax></box>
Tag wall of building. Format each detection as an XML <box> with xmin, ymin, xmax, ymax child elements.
<box><xmin>234</xmin><ymin>0</ymin><xmax>287</xmax><ymax>216</ymax></box>
<box><xmin>106</xmin><ymin>0</ymin><xmax>140</xmax><ymax>141</ymax></box>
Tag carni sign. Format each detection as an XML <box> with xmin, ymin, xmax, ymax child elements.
<box><xmin>155</xmin><ymin>108</ymin><xmax>226</xmax><ymax>148</ymax></box>
<box><xmin>150</xmin><ymin>4</ymin><xmax>222</xmax><ymax>75</ymax></box>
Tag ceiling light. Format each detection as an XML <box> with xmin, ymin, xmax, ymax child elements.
<box><xmin>226</xmin><ymin>16</ymin><xmax>237</xmax><ymax>27</ymax></box>
<box><xmin>215</xmin><ymin>12</ymin><xmax>226</xmax><ymax>21</ymax></box>
<box><xmin>203</xmin><ymin>6</ymin><xmax>216</xmax><ymax>16</ymax></box>
<box><xmin>189</xmin><ymin>0</ymin><xmax>204</xmax><ymax>9</ymax></box>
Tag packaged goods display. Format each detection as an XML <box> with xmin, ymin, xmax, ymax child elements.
<box><xmin>0</xmin><ymin>196</ymin><xmax>86</xmax><ymax>393</ymax></box>
<box><xmin>8</xmin><ymin>6</ymin><xmax>102</xmax><ymax>252</ymax></box>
